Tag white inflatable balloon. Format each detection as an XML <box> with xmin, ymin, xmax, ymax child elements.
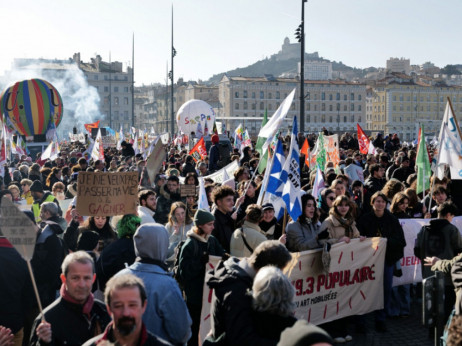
<box><xmin>176</xmin><ymin>99</ymin><xmax>215</xmax><ymax>135</ymax></box>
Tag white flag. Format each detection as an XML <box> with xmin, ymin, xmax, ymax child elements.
<box><xmin>91</xmin><ymin>128</ymin><xmax>104</xmax><ymax>162</ymax></box>
<box><xmin>198</xmin><ymin>177</ymin><xmax>210</xmax><ymax>211</ymax></box>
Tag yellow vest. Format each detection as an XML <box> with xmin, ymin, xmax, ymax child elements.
<box><xmin>32</xmin><ymin>194</ymin><xmax>57</xmax><ymax>222</ymax></box>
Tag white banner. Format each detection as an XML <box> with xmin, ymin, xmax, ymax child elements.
<box><xmin>180</xmin><ymin>160</ymin><xmax>239</xmax><ymax>185</ymax></box>
<box><xmin>199</xmin><ymin>238</ymin><xmax>386</xmax><ymax>342</ymax></box>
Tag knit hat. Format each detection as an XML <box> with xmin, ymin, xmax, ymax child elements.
<box><xmin>211</xmin><ymin>134</ymin><xmax>219</xmax><ymax>144</ymax></box>
<box><xmin>116</xmin><ymin>214</ymin><xmax>142</xmax><ymax>238</ymax></box>
<box><xmin>77</xmin><ymin>231</ymin><xmax>100</xmax><ymax>251</ymax></box>
<box><xmin>193</xmin><ymin>209</ymin><xmax>215</xmax><ymax>226</ymax></box>
<box><xmin>30</xmin><ymin>181</ymin><xmax>44</xmax><ymax>193</ymax></box>
<box><xmin>277</xmin><ymin>320</ymin><xmax>333</xmax><ymax>346</ymax></box>
<box><xmin>262</xmin><ymin>203</ymin><xmax>274</xmax><ymax>211</ymax></box>
<box><xmin>134</xmin><ymin>223</ymin><xmax>169</xmax><ymax>261</ymax></box>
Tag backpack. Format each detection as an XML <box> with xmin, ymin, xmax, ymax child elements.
<box><xmin>172</xmin><ymin>238</ymin><xmax>198</xmax><ymax>291</ymax></box>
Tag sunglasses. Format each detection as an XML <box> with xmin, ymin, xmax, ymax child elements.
<box><xmin>327</xmin><ymin>196</ymin><xmax>336</xmax><ymax>201</ymax></box>
<box><xmin>21</xmin><ymin>184</ymin><xmax>27</xmax><ymax>186</ymax></box>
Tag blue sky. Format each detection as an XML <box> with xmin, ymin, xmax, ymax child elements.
<box><xmin>1</xmin><ymin>0</ymin><xmax>460</xmax><ymax>85</ymax></box>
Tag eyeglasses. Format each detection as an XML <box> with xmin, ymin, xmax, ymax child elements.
<box><xmin>21</xmin><ymin>184</ymin><xmax>27</xmax><ymax>186</ymax></box>
<box><xmin>327</xmin><ymin>196</ymin><xmax>336</xmax><ymax>201</ymax></box>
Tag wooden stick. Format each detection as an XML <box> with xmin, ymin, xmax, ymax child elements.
<box><xmin>27</xmin><ymin>260</ymin><xmax>45</xmax><ymax>322</ymax></box>
<box><xmin>282</xmin><ymin>208</ymin><xmax>288</xmax><ymax>235</ymax></box>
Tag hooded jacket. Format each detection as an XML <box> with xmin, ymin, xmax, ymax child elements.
<box><xmin>117</xmin><ymin>224</ymin><xmax>192</xmax><ymax>345</ymax></box>
<box><xmin>230</xmin><ymin>221</ymin><xmax>267</xmax><ymax>258</ymax></box>
<box><xmin>204</xmin><ymin>257</ymin><xmax>277</xmax><ymax>346</ymax></box>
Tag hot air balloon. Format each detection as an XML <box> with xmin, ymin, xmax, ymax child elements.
<box><xmin>0</xmin><ymin>79</ymin><xmax>63</xmax><ymax>140</ymax></box>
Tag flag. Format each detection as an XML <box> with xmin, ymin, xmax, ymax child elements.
<box><xmin>84</xmin><ymin>120</ymin><xmax>100</xmax><ymax>133</ymax></box>
<box><xmin>133</xmin><ymin>134</ymin><xmax>139</xmax><ymax>156</ymax></box>
<box><xmin>234</xmin><ymin>124</ymin><xmax>244</xmax><ymax>148</ymax></box>
<box><xmin>204</xmin><ymin>121</ymin><xmax>209</xmax><ymax>137</ymax></box>
<box><xmin>256</xmin><ymin>90</ymin><xmax>296</xmax><ymax>173</ymax></box>
<box><xmin>117</xmin><ymin>125</ymin><xmax>124</xmax><ymax>151</ymax></box>
<box><xmin>357</xmin><ymin>123</ymin><xmax>373</xmax><ymax>155</ymax></box>
<box><xmin>189</xmin><ymin>137</ymin><xmax>207</xmax><ymax>162</ymax></box>
<box><xmin>416</xmin><ymin>124</ymin><xmax>431</xmax><ymax>195</ymax></box>
<box><xmin>266</xmin><ymin>140</ymin><xmax>286</xmax><ymax>198</ymax></box>
<box><xmin>436</xmin><ymin>100</ymin><xmax>462</xmax><ymax>179</ymax></box>
<box><xmin>281</xmin><ymin>116</ymin><xmax>302</xmax><ymax>221</ymax></box>
<box><xmin>315</xmin><ymin>133</ymin><xmax>327</xmax><ymax>171</ymax></box>
<box><xmin>91</xmin><ymin>128</ymin><xmax>104</xmax><ymax>162</ymax></box>
<box><xmin>300</xmin><ymin>138</ymin><xmax>310</xmax><ymax>168</ymax></box>
<box><xmin>213</xmin><ymin>120</ymin><xmax>218</xmax><ymax>135</ymax></box>
<box><xmin>255</xmin><ymin>109</ymin><xmax>269</xmax><ymax>171</ymax></box>
<box><xmin>196</xmin><ymin>121</ymin><xmax>203</xmax><ymax>138</ymax></box>
<box><xmin>198</xmin><ymin>177</ymin><xmax>210</xmax><ymax>211</ymax></box>
<box><xmin>312</xmin><ymin>165</ymin><xmax>325</xmax><ymax>205</ymax></box>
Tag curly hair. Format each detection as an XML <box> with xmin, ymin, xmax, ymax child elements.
<box><xmin>252</xmin><ymin>266</ymin><xmax>295</xmax><ymax>317</ymax></box>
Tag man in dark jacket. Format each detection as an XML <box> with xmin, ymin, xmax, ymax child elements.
<box><xmin>121</xmin><ymin>141</ymin><xmax>135</xmax><ymax>157</ymax></box>
<box><xmin>31</xmin><ymin>251</ymin><xmax>111</xmax><ymax>346</ymax></box>
<box><xmin>364</xmin><ymin>164</ymin><xmax>386</xmax><ymax>212</ymax></box>
<box><xmin>83</xmin><ymin>274</ymin><xmax>170</xmax><ymax>346</ymax></box>
<box><xmin>31</xmin><ymin>202</ymin><xmax>67</xmax><ymax>309</ymax></box>
<box><xmin>204</xmin><ymin>241</ymin><xmax>292</xmax><ymax>346</ymax></box>
<box><xmin>156</xmin><ymin>176</ymin><xmax>182</xmax><ymax>225</ymax></box>
<box><xmin>390</xmin><ymin>156</ymin><xmax>413</xmax><ymax>183</ymax></box>
<box><xmin>181</xmin><ymin>155</ymin><xmax>197</xmax><ymax>177</ymax></box>
<box><xmin>211</xmin><ymin>185</ymin><xmax>237</xmax><ymax>253</ymax></box>
<box><xmin>208</xmin><ymin>134</ymin><xmax>221</xmax><ymax>173</ymax></box>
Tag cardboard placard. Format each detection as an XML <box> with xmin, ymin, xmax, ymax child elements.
<box><xmin>180</xmin><ymin>184</ymin><xmax>197</xmax><ymax>197</ymax></box>
<box><xmin>0</xmin><ymin>197</ymin><xmax>37</xmax><ymax>260</ymax></box>
<box><xmin>101</xmin><ymin>136</ymin><xmax>116</xmax><ymax>148</ymax></box>
<box><xmin>146</xmin><ymin>139</ymin><xmax>167</xmax><ymax>183</ymax></box>
<box><xmin>76</xmin><ymin>171</ymin><xmax>138</xmax><ymax>216</ymax></box>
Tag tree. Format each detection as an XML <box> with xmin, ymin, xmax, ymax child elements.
<box><xmin>441</xmin><ymin>64</ymin><xmax>461</xmax><ymax>75</ymax></box>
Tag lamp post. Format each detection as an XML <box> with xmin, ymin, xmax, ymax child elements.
<box><xmin>295</xmin><ymin>0</ymin><xmax>308</xmax><ymax>133</ymax></box>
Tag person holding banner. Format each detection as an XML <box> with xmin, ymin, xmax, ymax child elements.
<box><xmin>286</xmin><ymin>194</ymin><xmax>322</xmax><ymax>252</ymax></box>
<box><xmin>357</xmin><ymin>192</ymin><xmax>406</xmax><ymax>332</ymax></box>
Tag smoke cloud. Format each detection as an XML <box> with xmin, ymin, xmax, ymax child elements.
<box><xmin>0</xmin><ymin>61</ymin><xmax>104</xmax><ymax>139</ymax></box>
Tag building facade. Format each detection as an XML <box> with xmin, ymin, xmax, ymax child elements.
<box><xmin>386</xmin><ymin>57</ymin><xmax>411</xmax><ymax>75</ymax></box>
<box><xmin>302</xmin><ymin>60</ymin><xmax>333</xmax><ymax>80</ymax></box>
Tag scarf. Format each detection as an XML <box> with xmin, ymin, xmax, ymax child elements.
<box><xmin>336</xmin><ymin>217</ymin><xmax>355</xmax><ymax>238</ymax></box>
<box><xmin>60</xmin><ymin>283</ymin><xmax>94</xmax><ymax>318</ymax></box>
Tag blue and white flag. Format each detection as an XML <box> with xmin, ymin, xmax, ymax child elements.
<box><xmin>281</xmin><ymin>116</ymin><xmax>302</xmax><ymax>221</ymax></box>
<box><xmin>266</xmin><ymin>139</ymin><xmax>286</xmax><ymax>198</ymax></box>
<box><xmin>198</xmin><ymin>177</ymin><xmax>210</xmax><ymax>211</ymax></box>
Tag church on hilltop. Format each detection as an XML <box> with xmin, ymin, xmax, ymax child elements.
<box><xmin>274</xmin><ymin>37</ymin><xmax>319</xmax><ymax>61</ymax></box>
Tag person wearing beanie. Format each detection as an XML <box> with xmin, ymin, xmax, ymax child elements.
<box><xmin>95</xmin><ymin>215</ymin><xmax>141</xmax><ymax>290</ymax></box>
<box><xmin>117</xmin><ymin>223</ymin><xmax>192</xmax><ymax>345</ymax></box>
<box><xmin>30</xmin><ymin>180</ymin><xmax>62</xmax><ymax>223</ymax></box>
<box><xmin>208</xmin><ymin>134</ymin><xmax>221</xmax><ymax>173</ymax></box>
<box><xmin>178</xmin><ymin>209</ymin><xmax>225</xmax><ymax>346</ymax></box>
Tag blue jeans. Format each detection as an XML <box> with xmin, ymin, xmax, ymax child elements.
<box><xmin>389</xmin><ymin>284</ymin><xmax>411</xmax><ymax>316</ymax></box>
<box><xmin>376</xmin><ymin>263</ymin><xmax>394</xmax><ymax>322</ymax></box>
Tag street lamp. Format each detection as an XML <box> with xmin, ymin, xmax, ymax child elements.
<box><xmin>295</xmin><ymin>0</ymin><xmax>308</xmax><ymax>133</ymax></box>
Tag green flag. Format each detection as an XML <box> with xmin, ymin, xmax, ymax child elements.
<box><xmin>256</xmin><ymin>109</ymin><xmax>269</xmax><ymax>173</ymax></box>
<box><xmin>416</xmin><ymin>124</ymin><xmax>431</xmax><ymax>194</ymax></box>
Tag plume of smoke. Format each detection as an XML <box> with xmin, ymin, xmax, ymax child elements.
<box><xmin>0</xmin><ymin>61</ymin><xmax>104</xmax><ymax>140</ymax></box>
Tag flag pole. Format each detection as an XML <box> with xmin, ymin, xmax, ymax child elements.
<box><xmin>282</xmin><ymin>208</ymin><xmax>288</xmax><ymax>235</ymax></box>
<box><xmin>27</xmin><ymin>260</ymin><xmax>45</xmax><ymax>321</ymax></box>
<box><xmin>448</xmin><ymin>97</ymin><xmax>462</xmax><ymax>140</ymax></box>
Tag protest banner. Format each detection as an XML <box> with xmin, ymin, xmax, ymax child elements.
<box><xmin>146</xmin><ymin>139</ymin><xmax>166</xmax><ymax>182</ymax></box>
<box><xmin>101</xmin><ymin>136</ymin><xmax>116</xmax><ymax>148</ymax></box>
<box><xmin>76</xmin><ymin>171</ymin><xmax>138</xmax><ymax>216</ymax></box>
<box><xmin>325</xmin><ymin>134</ymin><xmax>340</xmax><ymax>167</ymax></box>
<box><xmin>199</xmin><ymin>238</ymin><xmax>386</xmax><ymax>342</ymax></box>
<box><xmin>205</xmin><ymin>160</ymin><xmax>239</xmax><ymax>184</ymax></box>
<box><xmin>160</xmin><ymin>133</ymin><xmax>170</xmax><ymax>144</ymax></box>
<box><xmin>0</xmin><ymin>197</ymin><xmax>46</xmax><ymax>319</ymax></box>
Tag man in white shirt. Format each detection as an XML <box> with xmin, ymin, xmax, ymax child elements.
<box><xmin>137</xmin><ymin>190</ymin><xmax>156</xmax><ymax>224</ymax></box>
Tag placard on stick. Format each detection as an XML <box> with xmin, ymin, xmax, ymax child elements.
<box><xmin>0</xmin><ymin>197</ymin><xmax>37</xmax><ymax>260</ymax></box>
<box><xmin>76</xmin><ymin>171</ymin><xmax>138</xmax><ymax>216</ymax></box>
<box><xmin>180</xmin><ymin>184</ymin><xmax>197</xmax><ymax>197</ymax></box>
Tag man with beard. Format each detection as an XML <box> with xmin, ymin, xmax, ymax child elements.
<box><xmin>83</xmin><ymin>274</ymin><xmax>170</xmax><ymax>346</ymax></box>
<box><xmin>31</xmin><ymin>251</ymin><xmax>111</xmax><ymax>345</ymax></box>
<box><xmin>138</xmin><ymin>190</ymin><xmax>157</xmax><ymax>224</ymax></box>
<box><xmin>156</xmin><ymin>176</ymin><xmax>181</xmax><ymax>225</ymax></box>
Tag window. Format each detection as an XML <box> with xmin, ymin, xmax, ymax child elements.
<box><xmin>321</xmin><ymin>114</ymin><xmax>325</xmax><ymax>122</ymax></box>
<box><xmin>276</xmin><ymin>91</ymin><xmax>280</xmax><ymax>99</ymax></box>
<box><xmin>268</xmin><ymin>92</ymin><xmax>272</xmax><ymax>99</ymax></box>
<box><xmin>114</xmin><ymin>111</ymin><xmax>119</xmax><ymax>120</ymax></box>
<box><xmin>329</xmin><ymin>116</ymin><xmax>332</xmax><ymax>123</ymax></box>
<box><xmin>124</xmin><ymin>111</ymin><xmax>129</xmax><ymax>120</ymax></box>
<box><xmin>124</xmin><ymin>87</ymin><xmax>129</xmax><ymax>92</ymax></box>
<box><xmin>243</xmin><ymin>90</ymin><xmax>248</xmax><ymax>98</ymax></box>
<box><xmin>351</xmin><ymin>104</ymin><xmax>354</xmax><ymax>111</ymax></box>
<box><xmin>329</xmin><ymin>105</ymin><xmax>333</xmax><ymax>111</ymax></box>
<box><xmin>307</xmin><ymin>115</ymin><xmax>311</xmax><ymax>122</ymax></box>
<box><xmin>321</xmin><ymin>92</ymin><xmax>326</xmax><ymax>100</ymax></box>
<box><xmin>307</xmin><ymin>103</ymin><xmax>310</xmax><ymax>111</ymax></box>
<box><xmin>260</xmin><ymin>91</ymin><xmax>264</xmax><ymax>99</ymax></box>
<box><xmin>276</xmin><ymin>102</ymin><xmax>280</xmax><ymax>108</ymax></box>
<box><xmin>351</xmin><ymin>115</ymin><xmax>354</xmax><ymax>122</ymax></box>
<box><xmin>235</xmin><ymin>92</ymin><xmax>239</xmax><ymax>98</ymax></box>
<box><xmin>314</xmin><ymin>105</ymin><xmax>317</xmax><ymax>111</ymax></box>
<box><xmin>104</xmin><ymin>86</ymin><xmax>108</xmax><ymax>92</ymax></box>
<box><xmin>336</xmin><ymin>93</ymin><xmax>340</xmax><ymax>100</ymax></box>
<box><xmin>104</xmin><ymin>97</ymin><xmax>109</xmax><ymax>105</ymax></box>
<box><xmin>114</xmin><ymin>87</ymin><xmax>119</xmax><ymax>92</ymax></box>
<box><xmin>344</xmin><ymin>105</ymin><xmax>347</xmax><ymax>111</ymax></box>
<box><xmin>104</xmin><ymin>75</ymin><xmax>108</xmax><ymax>81</ymax></box>
<box><xmin>314</xmin><ymin>116</ymin><xmax>317</xmax><ymax>123</ymax></box>
<box><xmin>94</xmin><ymin>75</ymin><xmax>98</xmax><ymax>80</ymax></box>
<box><xmin>260</xmin><ymin>102</ymin><xmax>264</xmax><ymax>110</ymax></box>
<box><xmin>329</xmin><ymin>94</ymin><xmax>333</xmax><ymax>101</ymax></box>
<box><xmin>350</xmin><ymin>93</ymin><xmax>354</xmax><ymax>101</ymax></box>
<box><xmin>252</xmin><ymin>92</ymin><xmax>256</xmax><ymax>98</ymax></box>
<box><xmin>124</xmin><ymin>97</ymin><xmax>129</xmax><ymax>105</ymax></box>
<box><xmin>252</xmin><ymin>103</ymin><xmax>256</xmax><ymax>110</ymax></box>
<box><xmin>344</xmin><ymin>94</ymin><xmax>347</xmax><ymax>101</ymax></box>
<box><xmin>358</xmin><ymin>105</ymin><xmax>362</xmax><ymax>111</ymax></box>
<box><xmin>268</xmin><ymin>104</ymin><xmax>272</xmax><ymax>110</ymax></box>
<box><xmin>344</xmin><ymin>116</ymin><xmax>347</xmax><ymax>122</ymax></box>
<box><xmin>358</xmin><ymin>95</ymin><xmax>362</xmax><ymax>101</ymax></box>
<box><xmin>244</xmin><ymin>102</ymin><xmax>248</xmax><ymax>110</ymax></box>
<box><xmin>321</xmin><ymin>103</ymin><xmax>326</xmax><ymax>111</ymax></box>
<box><xmin>114</xmin><ymin>97</ymin><xmax>119</xmax><ymax>105</ymax></box>
<box><xmin>235</xmin><ymin>103</ymin><xmax>239</xmax><ymax>110</ymax></box>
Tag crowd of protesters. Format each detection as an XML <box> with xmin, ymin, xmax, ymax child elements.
<box><xmin>1</xmin><ymin>129</ymin><xmax>462</xmax><ymax>345</ymax></box>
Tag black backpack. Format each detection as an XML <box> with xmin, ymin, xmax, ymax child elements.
<box><xmin>172</xmin><ymin>239</ymin><xmax>198</xmax><ymax>291</ymax></box>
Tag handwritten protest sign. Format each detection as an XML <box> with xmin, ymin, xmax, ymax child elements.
<box><xmin>180</xmin><ymin>184</ymin><xmax>197</xmax><ymax>197</ymax></box>
<box><xmin>76</xmin><ymin>172</ymin><xmax>138</xmax><ymax>216</ymax></box>
<box><xmin>0</xmin><ymin>197</ymin><xmax>37</xmax><ymax>260</ymax></box>
<box><xmin>101</xmin><ymin>136</ymin><xmax>116</xmax><ymax>148</ymax></box>
<box><xmin>199</xmin><ymin>238</ymin><xmax>386</xmax><ymax>342</ymax></box>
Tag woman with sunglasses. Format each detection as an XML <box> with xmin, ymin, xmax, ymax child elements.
<box><xmin>318</xmin><ymin>188</ymin><xmax>336</xmax><ymax>223</ymax></box>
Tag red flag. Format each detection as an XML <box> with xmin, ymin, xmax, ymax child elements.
<box><xmin>357</xmin><ymin>123</ymin><xmax>371</xmax><ymax>155</ymax></box>
<box><xmin>300</xmin><ymin>138</ymin><xmax>310</xmax><ymax>168</ymax></box>
<box><xmin>189</xmin><ymin>137</ymin><xmax>207</xmax><ymax>162</ymax></box>
<box><xmin>84</xmin><ymin>120</ymin><xmax>101</xmax><ymax>133</ymax></box>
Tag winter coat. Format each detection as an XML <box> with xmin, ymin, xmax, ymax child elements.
<box><xmin>204</xmin><ymin>257</ymin><xmax>277</xmax><ymax>346</ymax></box>
<box><xmin>156</xmin><ymin>185</ymin><xmax>182</xmax><ymax>225</ymax></box>
<box><xmin>118</xmin><ymin>261</ymin><xmax>192</xmax><ymax>345</ymax></box>
<box><xmin>30</xmin><ymin>297</ymin><xmax>110</xmax><ymax>346</ymax></box>
<box><xmin>121</xmin><ymin>143</ymin><xmax>135</xmax><ymax>157</ymax></box>
<box><xmin>286</xmin><ymin>219</ymin><xmax>322</xmax><ymax>252</ymax></box>
<box><xmin>179</xmin><ymin>231</ymin><xmax>224</xmax><ymax>307</ymax></box>
<box><xmin>230</xmin><ymin>221</ymin><xmax>267</xmax><ymax>258</ymax></box>
<box><xmin>212</xmin><ymin>208</ymin><xmax>235</xmax><ymax>253</ymax></box>
<box><xmin>252</xmin><ymin>311</ymin><xmax>297</xmax><ymax>343</ymax></box>
<box><xmin>138</xmin><ymin>205</ymin><xmax>156</xmax><ymax>225</ymax></box>
<box><xmin>357</xmin><ymin>210</ymin><xmax>406</xmax><ymax>265</ymax></box>
<box><xmin>414</xmin><ymin>218</ymin><xmax>462</xmax><ymax>285</ymax></box>
<box><xmin>319</xmin><ymin>215</ymin><xmax>360</xmax><ymax>245</ymax></box>
<box><xmin>181</xmin><ymin>162</ymin><xmax>196</xmax><ymax>177</ymax></box>
<box><xmin>208</xmin><ymin>144</ymin><xmax>220</xmax><ymax>172</ymax></box>
<box><xmin>259</xmin><ymin>219</ymin><xmax>282</xmax><ymax>241</ymax></box>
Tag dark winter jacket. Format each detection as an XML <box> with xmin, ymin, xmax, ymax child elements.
<box><xmin>31</xmin><ymin>219</ymin><xmax>67</xmax><ymax>308</ymax></box>
<box><xmin>204</xmin><ymin>257</ymin><xmax>277</xmax><ymax>346</ymax></box>
<box><xmin>357</xmin><ymin>210</ymin><xmax>406</xmax><ymax>266</ymax></box>
<box><xmin>179</xmin><ymin>231</ymin><xmax>224</xmax><ymax>307</ymax></box>
<box><xmin>121</xmin><ymin>142</ymin><xmax>136</xmax><ymax>157</ymax></box>
<box><xmin>212</xmin><ymin>208</ymin><xmax>235</xmax><ymax>253</ymax></box>
<box><xmin>0</xmin><ymin>238</ymin><xmax>33</xmax><ymax>334</ymax></box>
<box><xmin>30</xmin><ymin>296</ymin><xmax>110</xmax><ymax>346</ymax></box>
<box><xmin>181</xmin><ymin>162</ymin><xmax>196</xmax><ymax>177</ymax></box>
<box><xmin>156</xmin><ymin>185</ymin><xmax>182</xmax><ymax>225</ymax></box>
<box><xmin>209</xmin><ymin>144</ymin><xmax>220</xmax><ymax>172</ymax></box>
<box><xmin>259</xmin><ymin>219</ymin><xmax>283</xmax><ymax>241</ymax></box>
